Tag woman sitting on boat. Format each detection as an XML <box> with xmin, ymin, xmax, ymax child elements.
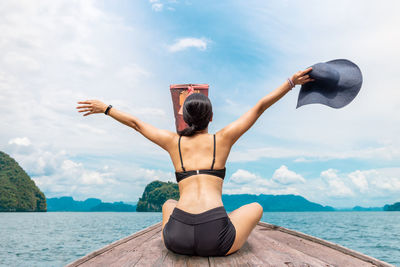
<box><xmin>76</xmin><ymin>67</ymin><xmax>313</xmax><ymax>257</ymax></box>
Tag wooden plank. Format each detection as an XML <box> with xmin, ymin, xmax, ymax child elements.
<box><xmin>65</xmin><ymin>222</ymin><xmax>162</xmax><ymax>267</ymax></box>
<box><xmin>162</xmin><ymin>251</ymin><xmax>192</xmax><ymax>267</ymax></box>
<box><xmin>257</xmin><ymin>221</ymin><xmax>394</xmax><ymax>267</ymax></box>
<box><xmin>250</xmin><ymin>226</ymin><xmax>335</xmax><ymax>266</ymax></box>
<box><xmin>112</xmin><ymin>230</ymin><xmax>162</xmax><ymax>266</ymax></box>
<box><xmin>262</xmin><ymin>228</ymin><xmax>376</xmax><ymax>266</ymax></box>
<box><xmin>209</xmin><ymin>239</ymin><xmax>266</xmax><ymax>267</ymax></box>
<box><xmin>80</xmin><ymin>229</ymin><xmax>161</xmax><ymax>267</ymax></box>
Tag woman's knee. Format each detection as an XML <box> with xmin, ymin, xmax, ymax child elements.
<box><xmin>162</xmin><ymin>199</ymin><xmax>177</xmax><ymax>209</ymax></box>
<box><xmin>251</xmin><ymin>202</ymin><xmax>263</xmax><ymax>211</ymax></box>
<box><xmin>250</xmin><ymin>202</ymin><xmax>263</xmax><ymax>218</ymax></box>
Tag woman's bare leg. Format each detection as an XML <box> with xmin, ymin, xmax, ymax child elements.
<box><xmin>225</xmin><ymin>202</ymin><xmax>263</xmax><ymax>255</ymax></box>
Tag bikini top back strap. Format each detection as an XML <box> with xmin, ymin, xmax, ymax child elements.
<box><xmin>178</xmin><ymin>135</ymin><xmax>186</xmax><ymax>172</ymax></box>
<box><xmin>211</xmin><ymin>134</ymin><xmax>216</xmax><ymax>170</ymax></box>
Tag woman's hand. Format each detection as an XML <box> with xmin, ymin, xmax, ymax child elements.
<box><xmin>76</xmin><ymin>100</ymin><xmax>108</xmax><ymax>116</ymax></box>
<box><xmin>291</xmin><ymin>67</ymin><xmax>315</xmax><ymax>86</ymax></box>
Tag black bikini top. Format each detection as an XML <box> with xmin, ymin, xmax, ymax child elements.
<box><xmin>175</xmin><ymin>134</ymin><xmax>226</xmax><ymax>183</ymax></box>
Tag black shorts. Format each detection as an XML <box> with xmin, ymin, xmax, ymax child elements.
<box><xmin>163</xmin><ymin>206</ymin><xmax>236</xmax><ymax>257</ymax></box>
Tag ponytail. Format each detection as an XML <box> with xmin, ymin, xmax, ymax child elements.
<box><xmin>178</xmin><ymin>124</ymin><xmax>197</xmax><ymax>136</ymax></box>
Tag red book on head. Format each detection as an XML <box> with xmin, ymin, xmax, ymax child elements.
<box><xmin>170</xmin><ymin>84</ymin><xmax>209</xmax><ymax>133</ymax></box>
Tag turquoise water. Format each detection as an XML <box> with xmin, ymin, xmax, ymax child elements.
<box><xmin>0</xmin><ymin>211</ymin><xmax>399</xmax><ymax>266</ymax></box>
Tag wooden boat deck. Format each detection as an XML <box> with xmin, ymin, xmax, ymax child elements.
<box><xmin>66</xmin><ymin>221</ymin><xmax>394</xmax><ymax>267</ymax></box>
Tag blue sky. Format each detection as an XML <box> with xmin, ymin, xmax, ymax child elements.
<box><xmin>1</xmin><ymin>0</ymin><xmax>399</xmax><ymax>208</ymax></box>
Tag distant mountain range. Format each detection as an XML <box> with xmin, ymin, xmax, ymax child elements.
<box><xmin>336</xmin><ymin>206</ymin><xmax>383</xmax><ymax>211</ymax></box>
<box><xmin>42</xmin><ymin>195</ymin><xmax>400</xmax><ymax>212</ymax></box>
<box><xmin>222</xmin><ymin>194</ymin><xmax>334</xmax><ymax>212</ymax></box>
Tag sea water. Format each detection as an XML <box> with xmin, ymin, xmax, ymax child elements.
<box><xmin>0</xmin><ymin>211</ymin><xmax>399</xmax><ymax>266</ymax></box>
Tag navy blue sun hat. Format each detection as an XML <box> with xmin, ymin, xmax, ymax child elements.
<box><xmin>296</xmin><ymin>59</ymin><xmax>363</xmax><ymax>109</ymax></box>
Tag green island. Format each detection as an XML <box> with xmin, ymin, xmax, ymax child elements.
<box><xmin>383</xmin><ymin>202</ymin><xmax>400</xmax><ymax>211</ymax></box>
<box><xmin>136</xmin><ymin>181</ymin><xmax>179</xmax><ymax>212</ymax></box>
<box><xmin>0</xmin><ymin>151</ymin><xmax>46</xmax><ymax>212</ymax></box>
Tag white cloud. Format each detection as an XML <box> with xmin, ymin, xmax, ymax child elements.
<box><xmin>319</xmin><ymin>167</ymin><xmax>400</xmax><ymax>206</ymax></box>
<box><xmin>168</xmin><ymin>38</ymin><xmax>209</xmax><ymax>52</ymax></box>
<box><xmin>149</xmin><ymin>0</ymin><xmax>163</xmax><ymax>12</ymax></box>
<box><xmin>293</xmin><ymin>157</ymin><xmax>312</xmax><ymax>163</ymax></box>
<box><xmin>272</xmin><ymin>165</ymin><xmax>305</xmax><ymax>184</ymax></box>
<box><xmin>152</xmin><ymin>3</ymin><xmax>163</xmax><ymax>12</ymax></box>
<box><xmin>6</xmin><ymin>142</ymin><xmax>67</xmax><ymax>177</ymax></box>
<box><xmin>355</xmin><ymin>168</ymin><xmax>400</xmax><ymax>193</ymax></box>
<box><xmin>225</xmin><ymin>168</ymin><xmax>300</xmax><ymax>195</ymax></box>
<box><xmin>348</xmin><ymin>170</ymin><xmax>369</xmax><ymax>193</ymax></box>
<box><xmin>229</xmin><ymin>143</ymin><xmax>400</xmax><ymax>162</ymax></box>
<box><xmin>320</xmin><ymin>169</ymin><xmax>354</xmax><ymax>198</ymax></box>
<box><xmin>320</xmin><ymin>169</ymin><xmax>339</xmax><ymax>180</ymax></box>
<box><xmin>8</xmin><ymin>137</ymin><xmax>31</xmax><ymax>146</ymax></box>
<box><xmin>149</xmin><ymin>0</ymin><xmax>178</xmax><ymax>12</ymax></box>
<box><xmin>229</xmin><ymin>169</ymin><xmax>258</xmax><ymax>184</ymax></box>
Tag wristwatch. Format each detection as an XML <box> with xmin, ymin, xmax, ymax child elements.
<box><xmin>104</xmin><ymin>105</ymin><xmax>113</xmax><ymax>115</ymax></box>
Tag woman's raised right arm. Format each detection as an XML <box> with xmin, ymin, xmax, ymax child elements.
<box><xmin>219</xmin><ymin>67</ymin><xmax>314</xmax><ymax>147</ymax></box>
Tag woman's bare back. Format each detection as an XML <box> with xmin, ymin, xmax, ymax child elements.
<box><xmin>168</xmin><ymin>131</ymin><xmax>232</xmax><ymax>214</ymax></box>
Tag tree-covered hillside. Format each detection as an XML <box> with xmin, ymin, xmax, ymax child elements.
<box><xmin>136</xmin><ymin>181</ymin><xmax>179</xmax><ymax>212</ymax></box>
<box><xmin>0</xmin><ymin>151</ymin><xmax>46</xmax><ymax>211</ymax></box>
<box><xmin>384</xmin><ymin>202</ymin><xmax>400</xmax><ymax>211</ymax></box>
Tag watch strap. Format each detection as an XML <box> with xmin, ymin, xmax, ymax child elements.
<box><xmin>105</xmin><ymin>105</ymin><xmax>113</xmax><ymax>115</ymax></box>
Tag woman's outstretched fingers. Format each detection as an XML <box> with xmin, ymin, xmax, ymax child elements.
<box><xmin>301</xmin><ymin>67</ymin><xmax>312</xmax><ymax>75</ymax></box>
<box><xmin>303</xmin><ymin>78</ymin><xmax>314</xmax><ymax>84</ymax></box>
<box><xmin>83</xmin><ymin>111</ymin><xmax>93</xmax><ymax>116</ymax></box>
<box><xmin>76</xmin><ymin>99</ymin><xmax>107</xmax><ymax>115</ymax></box>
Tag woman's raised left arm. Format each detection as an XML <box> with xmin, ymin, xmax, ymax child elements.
<box><xmin>76</xmin><ymin>100</ymin><xmax>175</xmax><ymax>151</ymax></box>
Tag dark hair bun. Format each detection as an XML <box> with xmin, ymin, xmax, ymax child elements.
<box><xmin>178</xmin><ymin>93</ymin><xmax>213</xmax><ymax>136</ymax></box>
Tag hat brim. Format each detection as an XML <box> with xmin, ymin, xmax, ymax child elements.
<box><xmin>296</xmin><ymin>59</ymin><xmax>363</xmax><ymax>109</ymax></box>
